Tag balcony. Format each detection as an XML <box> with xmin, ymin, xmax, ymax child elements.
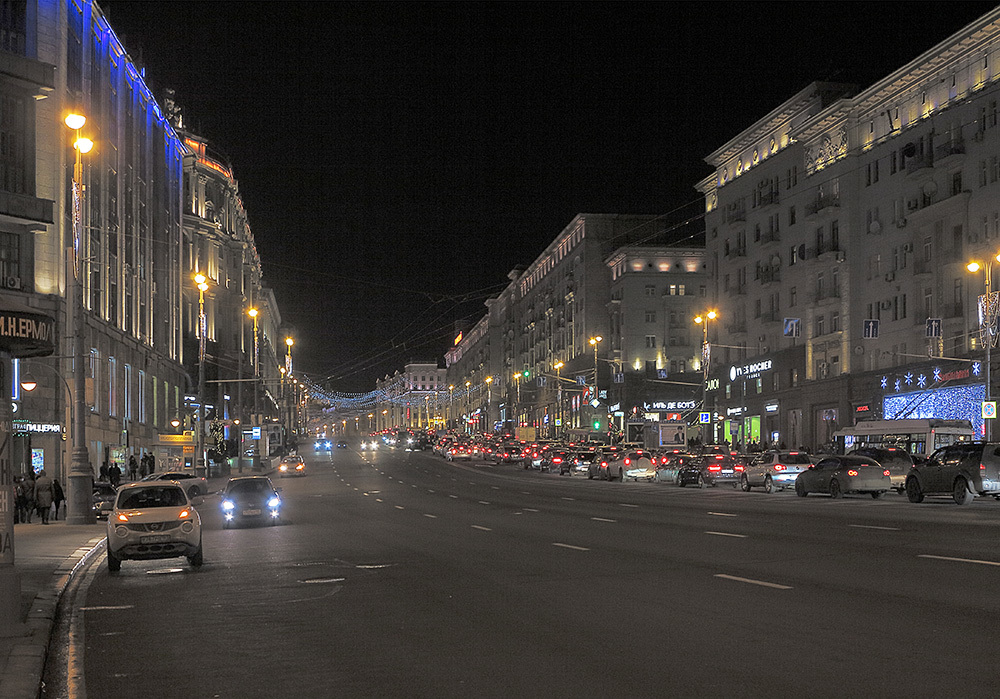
<box><xmin>726</xmin><ymin>322</ymin><xmax>747</xmax><ymax>334</ymax></box>
<box><xmin>905</xmin><ymin>153</ymin><xmax>934</xmax><ymax>179</ymax></box>
<box><xmin>759</xmin><ymin>311</ymin><xmax>781</xmax><ymax>323</ymax></box>
<box><xmin>806</xmin><ymin>194</ymin><xmax>840</xmax><ymax>218</ymax></box>
<box><xmin>726</xmin><ymin>209</ymin><xmax>746</xmax><ymax>225</ymax></box>
<box><xmin>761</xmin><ymin>229</ymin><xmax>781</xmax><ymax>244</ymax></box>
<box><xmin>757</xmin><ymin>191</ymin><xmax>779</xmax><ymax>208</ymax></box>
<box><xmin>731</xmin><ymin>246</ymin><xmax>747</xmax><ymax>258</ymax></box>
<box><xmin>934</xmin><ymin>139</ymin><xmax>965</xmax><ymax>167</ymax></box>
<box><xmin>758</xmin><ymin>267</ymin><xmax>781</xmax><ymax>285</ymax></box>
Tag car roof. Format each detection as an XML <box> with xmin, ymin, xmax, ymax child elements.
<box><xmin>118</xmin><ymin>481</ymin><xmax>185</xmax><ymax>492</ymax></box>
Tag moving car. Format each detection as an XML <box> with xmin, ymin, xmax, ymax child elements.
<box><xmin>570</xmin><ymin>449</ymin><xmax>599</xmax><ymax>476</ymax></box>
<box><xmin>314</xmin><ymin>440</ymin><xmax>332</xmax><ymax>451</ymax></box>
<box><xmin>221</xmin><ymin>476</ymin><xmax>282</xmax><ymax>527</ymax></box>
<box><xmin>140</xmin><ymin>471</ymin><xmax>208</xmax><ymax>499</ymax></box>
<box><xmin>278</xmin><ymin>454</ymin><xmax>306</xmax><ymax>477</ymax></box>
<box><xmin>93</xmin><ymin>481</ymin><xmax>117</xmax><ymax>520</ymax></box>
<box><xmin>847</xmin><ymin>446</ymin><xmax>917</xmax><ymax>493</ymax></box>
<box><xmin>655</xmin><ymin>453</ymin><xmax>695</xmax><ymax>484</ymax></box>
<box><xmin>446</xmin><ymin>443</ymin><xmax>473</xmax><ymax>461</ymax></box>
<box><xmin>677</xmin><ymin>454</ymin><xmax>745</xmax><ymax>487</ymax></box>
<box><xmin>360</xmin><ymin>438</ymin><xmax>379</xmax><ymax>451</ymax></box>
<box><xmin>904</xmin><ymin>442</ymin><xmax>1000</xmax><ymax>504</ymax></box>
<box><xmin>741</xmin><ymin>451</ymin><xmax>813</xmax><ymax>492</ymax></box>
<box><xmin>106</xmin><ymin>482</ymin><xmax>202</xmax><ymax>572</ymax></box>
<box><xmin>795</xmin><ymin>455</ymin><xmax>891</xmax><ymax>498</ymax></box>
<box><xmin>336</xmin><ymin>440</ymin><xmax>348</xmax><ymax>449</ymax></box>
<box><xmin>621</xmin><ymin>450</ymin><xmax>656</xmax><ymax>481</ymax></box>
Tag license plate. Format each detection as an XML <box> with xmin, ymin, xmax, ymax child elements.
<box><xmin>722</xmin><ymin>470</ymin><xmax>733</xmax><ymax>474</ymax></box>
<box><xmin>243</xmin><ymin>508</ymin><xmax>261</xmax><ymax>516</ymax></box>
<box><xmin>140</xmin><ymin>534</ymin><xmax>169</xmax><ymax>543</ymax></box>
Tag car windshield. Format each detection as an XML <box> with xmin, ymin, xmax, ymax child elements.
<box><xmin>229</xmin><ymin>480</ymin><xmax>272</xmax><ymax>495</ymax></box>
<box><xmin>118</xmin><ymin>486</ymin><xmax>186</xmax><ymax>509</ymax></box>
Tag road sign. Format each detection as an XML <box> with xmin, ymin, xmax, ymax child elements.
<box><xmin>863</xmin><ymin>319</ymin><xmax>880</xmax><ymax>339</ymax></box>
<box><xmin>925</xmin><ymin>318</ymin><xmax>942</xmax><ymax>338</ymax></box>
<box><xmin>576</xmin><ymin>375</ymin><xmax>587</xmax><ymax>385</ymax></box>
<box><xmin>657</xmin><ymin>369</ymin><xmax>668</xmax><ymax>379</ymax></box>
<box><xmin>783</xmin><ymin>318</ymin><xmax>801</xmax><ymax>338</ymax></box>
<box><xmin>699</xmin><ymin>411</ymin><xmax>711</xmax><ymax>424</ymax></box>
<box><xmin>613</xmin><ymin>372</ymin><xmax>624</xmax><ymax>384</ymax></box>
<box><xmin>984</xmin><ymin>402</ymin><xmax>997</xmax><ymax>420</ymax></box>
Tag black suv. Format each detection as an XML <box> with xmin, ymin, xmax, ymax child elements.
<box><xmin>905</xmin><ymin>442</ymin><xmax>1000</xmax><ymax>505</ymax></box>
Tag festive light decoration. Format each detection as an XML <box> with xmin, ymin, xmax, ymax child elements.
<box><xmin>884</xmin><ymin>384</ymin><xmax>985</xmax><ymax>437</ymax></box>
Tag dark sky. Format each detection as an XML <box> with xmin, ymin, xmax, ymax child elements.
<box><xmin>104</xmin><ymin>1</ymin><xmax>998</xmax><ymax>391</ymax></box>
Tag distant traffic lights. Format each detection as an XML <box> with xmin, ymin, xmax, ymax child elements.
<box><xmin>593</xmin><ymin>419</ymin><xmax>601</xmax><ymax>431</ymax></box>
<box><xmin>522</xmin><ymin>369</ymin><xmax>530</xmax><ymax>378</ymax></box>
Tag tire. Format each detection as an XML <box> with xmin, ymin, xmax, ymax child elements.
<box><xmin>953</xmin><ymin>477</ymin><xmax>974</xmax><ymax>505</ymax></box>
<box><xmin>871</xmin><ymin>491</ymin><xmax>883</xmax><ymax>499</ymax></box>
<box><xmin>188</xmin><ymin>539</ymin><xmax>204</xmax><ymax>567</ymax></box>
<box><xmin>905</xmin><ymin>476</ymin><xmax>924</xmax><ymax>503</ymax></box>
<box><xmin>106</xmin><ymin>540</ymin><xmax>121</xmax><ymax>572</ymax></box>
<box><xmin>829</xmin><ymin>479</ymin><xmax>842</xmax><ymax>499</ymax></box>
<box><xmin>188</xmin><ymin>486</ymin><xmax>201</xmax><ymax>499</ymax></box>
<box><xmin>764</xmin><ymin>476</ymin><xmax>775</xmax><ymax>494</ymax></box>
<box><xmin>740</xmin><ymin>474</ymin><xmax>751</xmax><ymax>492</ymax></box>
<box><xmin>795</xmin><ymin>480</ymin><xmax>807</xmax><ymax>497</ymax></box>
<box><xmin>587</xmin><ymin>473</ymin><xmax>593</xmax><ymax>480</ymax></box>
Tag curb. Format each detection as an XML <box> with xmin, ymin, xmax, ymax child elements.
<box><xmin>0</xmin><ymin>536</ymin><xmax>105</xmax><ymax>699</ymax></box>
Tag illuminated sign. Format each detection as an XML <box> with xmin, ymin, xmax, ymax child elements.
<box><xmin>645</xmin><ymin>400</ymin><xmax>697</xmax><ymax>411</ymax></box>
<box><xmin>729</xmin><ymin>359</ymin><xmax>773</xmax><ymax>382</ymax></box>
<box><xmin>454</xmin><ymin>332</ymin><xmax>463</xmax><ymax>345</ymax></box>
<box><xmin>706</xmin><ymin>378</ymin><xmax>720</xmax><ymax>391</ymax></box>
<box><xmin>854</xmin><ymin>404</ymin><xmax>872</xmax><ymax>415</ymax></box>
<box><xmin>13</xmin><ymin>421</ymin><xmax>61</xmax><ymax>434</ymax></box>
<box><xmin>726</xmin><ymin>406</ymin><xmax>745</xmax><ymax>416</ymax></box>
<box><xmin>764</xmin><ymin>403</ymin><xmax>779</xmax><ymax>414</ymax></box>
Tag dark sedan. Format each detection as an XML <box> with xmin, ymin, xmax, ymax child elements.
<box><xmin>221</xmin><ymin>476</ymin><xmax>282</xmax><ymax>527</ymax></box>
<box><xmin>795</xmin><ymin>455</ymin><xmax>891</xmax><ymax>498</ymax></box>
<box><xmin>677</xmin><ymin>454</ymin><xmax>746</xmax><ymax>488</ymax></box>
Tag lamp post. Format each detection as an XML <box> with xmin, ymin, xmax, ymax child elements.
<box><xmin>694</xmin><ymin>310</ymin><xmax>719</xmax><ymax>442</ymax></box>
<box><xmin>484</xmin><ymin>376</ymin><xmax>493</xmax><ymax>433</ymax></box>
<box><xmin>553</xmin><ymin>361</ymin><xmax>564</xmax><ymax>437</ymax></box>
<box><xmin>968</xmin><ymin>258</ymin><xmax>1000</xmax><ymax>440</ymax></box>
<box><xmin>66</xmin><ymin>113</ymin><xmax>95</xmax><ymax>525</ymax></box>
<box><xmin>589</xmin><ymin>335</ymin><xmax>603</xmax><ymax>394</ymax></box>
<box><xmin>448</xmin><ymin>385</ymin><xmax>454</xmax><ymax>430</ymax></box>
<box><xmin>195</xmin><ymin>273</ymin><xmax>210</xmax><ymax>478</ymax></box>
<box><xmin>464</xmin><ymin>381</ymin><xmax>471</xmax><ymax>434</ymax></box>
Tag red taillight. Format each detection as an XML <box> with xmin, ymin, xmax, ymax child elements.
<box><xmin>735</xmin><ymin>465</ymin><xmax>744</xmax><ymax>472</ymax></box>
<box><xmin>660</xmin><ymin>457</ymin><xmax>668</xmax><ymax>464</ymax></box>
<box><xmin>553</xmin><ymin>457</ymin><xmax>562</xmax><ymax>464</ymax></box>
<box><xmin>883</xmin><ymin>469</ymin><xmax>891</xmax><ymax>476</ymax></box>
<box><xmin>624</xmin><ymin>458</ymin><xmax>631</xmax><ymax>466</ymax></box>
<box><xmin>600</xmin><ymin>461</ymin><xmax>608</xmax><ymax>467</ymax></box>
<box><xmin>847</xmin><ymin>469</ymin><xmax>859</xmax><ymax>476</ymax></box>
<box><xmin>708</xmin><ymin>466</ymin><xmax>722</xmax><ymax>472</ymax></box>
<box><xmin>773</xmin><ymin>464</ymin><xmax>786</xmax><ymax>472</ymax></box>
<box><xmin>714</xmin><ymin>455</ymin><xmax>724</xmax><ymax>460</ymax></box>
<box><xmin>981</xmin><ymin>463</ymin><xmax>987</xmax><ymax>470</ymax></box>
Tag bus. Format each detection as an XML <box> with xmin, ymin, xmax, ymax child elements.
<box><xmin>831</xmin><ymin>419</ymin><xmax>975</xmax><ymax>456</ymax></box>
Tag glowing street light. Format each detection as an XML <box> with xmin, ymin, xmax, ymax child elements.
<box><xmin>969</xmin><ymin>257</ymin><xmax>1000</xmax><ymax>439</ymax></box>
<box><xmin>195</xmin><ymin>273</ymin><xmax>210</xmax><ymax>477</ymax></box>
<box><xmin>694</xmin><ymin>310</ymin><xmax>719</xmax><ymax>436</ymax></box>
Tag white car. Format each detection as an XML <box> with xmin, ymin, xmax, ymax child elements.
<box><xmin>620</xmin><ymin>450</ymin><xmax>656</xmax><ymax>481</ymax></box>
<box><xmin>741</xmin><ymin>451</ymin><xmax>814</xmax><ymax>493</ymax></box>
<box><xmin>141</xmin><ymin>471</ymin><xmax>209</xmax><ymax>499</ymax></box>
<box><xmin>106</xmin><ymin>482</ymin><xmax>203</xmax><ymax>572</ymax></box>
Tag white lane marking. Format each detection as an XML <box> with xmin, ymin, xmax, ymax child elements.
<box><xmin>491</xmin><ymin>486</ymin><xmax>500</xmax><ymax>490</ymax></box>
<box><xmin>375</xmin><ymin>499</ymin><xmax>383</xmax><ymax>502</ymax></box>
<box><xmin>524</xmin><ymin>508</ymin><xmax>539</xmax><ymax>512</ymax></box>
<box><xmin>708</xmin><ymin>511</ymin><xmax>738</xmax><ymax>517</ymax></box>
<box><xmin>561</xmin><ymin>497</ymin><xmax>576</xmax><ymax>501</ymax></box>
<box><xmin>363</xmin><ymin>492</ymin><xmax>369</xmax><ymax>497</ymax></box>
<box><xmin>850</xmin><ymin>524</ymin><xmax>900</xmax><ymax>531</ymax></box>
<box><xmin>919</xmin><ymin>554</ymin><xmax>1000</xmax><ymax>567</ymax></box>
<box><xmin>521</xmin><ymin>491</ymin><xmax>531</xmax><ymax>495</ymax></box>
<box><xmin>370</xmin><ymin>490</ymin><xmax>381</xmax><ymax>494</ymax></box>
<box><xmin>478</xmin><ymin>501</ymin><xmax>491</xmax><ymax>505</ymax></box>
<box><xmin>706</xmin><ymin>531</ymin><xmax>747</xmax><ymax>538</ymax></box>
<box><xmin>471</xmin><ymin>525</ymin><xmax>492</xmax><ymax>531</ymax></box>
<box><xmin>619</xmin><ymin>503</ymin><xmax>639</xmax><ymax>508</ymax></box>
<box><xmin>591</xmin><ymin>517</ymin><xmax>616</xmax><ymax>523</ymax></box>
<box><xmin>553</xmin><ymin>542</ymin><xmax>590</xmax><ymax>551</ymax></box>
<box><xmin>428</xmin><ymin>489</ymin><xmax>435</xmax><ymax>493</ymax></box>
<box><xmin>80</xmin><ymin>605</ymin><xmax>133</xmax><ymax>611</ymax></box>
<box><xmin>394</xmin><ymin>505</ymin><xmax>405</xmax><ymax>510</ymax></box>
<box><xmin>412</xmin><ymin>485</ymin><xmax>417</xmax><ymax>488</ymax></box>
<box><xmin>449</xmin><ymin>495</ymin><xmax>459</xmax><ymax>499</ymax></box>
<box><xmin>715</xmin><ymin>574</ymin><xmax>792</xmax><ymax>590</ymax></box>
<box><xmin>424</xmin><ymin>514</ymin><xmax>437</xmax><ymax>519</ymax></box>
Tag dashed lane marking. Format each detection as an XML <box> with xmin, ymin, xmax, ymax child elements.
<box><xmin>478</xmin><ymin>501</ymin><xmax>491</xmax><ymax>505</ymax></box>
<box><xmin>561</xmin><ymin>497</ymin><xmax>576</xmax><ymax>501</ymax></box>
<box><xmin>706</xmin><ymin>531</ymin><xmax>747</xmax><ymax>538</ymax></box>
<box><xmin>618</xmin><ymin>503</ymin><xmax>639</xmax><ymax>508</ymax></box>
<box><xmin>424</xmin><ymin>514</ymin><xmax>437</xmax><ymax>519</ymax></box>
<box><xmin>715</xmin><ymin>574</ymin><xmax>792</xmax><ymax>590</ymax></box>
<box><xmin>708</xmin><ymin>512</ymin><xmax>738</xmax><ymax>517</ymax></box>
<box><xmin>524</xmin><ymin>508</ymin><xmax>539</xmax><ymax>512</ymax></box>
<box><xmin>552</xmin><ymin>542</ymin><xmax>589</xmax><ymax>551</ymax></box>
<box><xmin>850</xmin><ymin>524</ymin><xmax>900</xmax><ymax>531</ymax></box>
<box><xmin>591</xmin><ymin>517</ymin><xmax>616</xmax><ymax>523</ymax></box>
<box><xmin>919</xmin><ymin>554</ymin><xmax>1000</xmax><ymax>567</ymax></box>
<box><xmin>394</xmin><ymin>505</ymin><xmax>405</xmax><ymax>510</ymax></box>
<box><xmin>471</xmin><ymin>525</ymin><xmax>492</xmax><ymax>531</ymax></box>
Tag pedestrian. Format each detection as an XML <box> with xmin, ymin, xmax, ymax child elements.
<box><xmin>33</xmin><ymin>469</ymin><xmax>53</xmax><ymax>524</ymax></box>
<box><xmin>109</xmin><ymin>463</ymin><xmax>121</xmax><ymax>488</ymax></box>
<box><xmin>99</xmin><ymin>462</ymin><xmax>109</xmax><ymax>482</ymax></box>
<box><xmin>22</xmin><ymin>472</ymin><xmax>36</xmax><ymax>523</ymax></box>
<box><xmin>128</xmin><ymin>455</ymin><xmax>138</xmax><ymax>481</ymax></box>
<box><xmin>14</xmin><ymin>476</ymin><xmax>28</xmax><ymax>524</ymax></box>
<box><xmin>51</xmin><ymin>478</ymin><xmax>65</xmax><ymax>521</ymax></box>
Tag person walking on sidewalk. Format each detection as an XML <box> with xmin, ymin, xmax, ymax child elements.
<box><xmin>51</xmin><ymin>478</ymin><xmax>65</xmax><ymax>520</ymax></box>
<box><xmin>33</xmin><ymin>470</ymin><xmax>53</xmax><ymax>524</ymax></box>
<box><xmin>109</xmin><ymin>463</ymin><xmax>121</xmax><ymax>488</ymax></box>
<box><xmin>22</xmin><ymin>472</ymin><xmax>36</xmax><ymax>523</ymax></box>
<box><xmin>15</xmin><ymin>476</ymin><xmax>29</xmax><ymax>523</ymax></box>
<box><xmin>128</xmin><ymin>455</ymin><xmax>138</xmax><ymax>481</ymax></box>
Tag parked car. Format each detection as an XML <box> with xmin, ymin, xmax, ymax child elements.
<box><xmin>221</xmin><ymin>476</ymin><xmax>282</xmax><ymax>527</ymax></box>
<box><xmin>106</xmin><ymin>482</ymin><xmax>202</xmax><ymax>572</ymax></box>
<box><xmin>140</xmin><ymin>471</ymin><xmax>208</xmax><ymax>499</ymax></box>
<box><xmin>741</xmin><ymin>450</ymin><xmax>814</xmax><ymax>493</ymax></box>
<box><xmin>795</xmin><ymin>455</ymin><xmax>891</xmax><ymax>498</ymax></box>
<box><xmin>848</xmin><ymin>446</ymin><xmax>917</xmax><ymax>493</ymax></box>
<box><xmin>904</xmin><ymin>442</ymin><xmax>1000</xmax><ymax>504</ymax></box>
<box><xmin>677</xmin><ymin>454</ymin><xmax>745</xmax><ymax>488</ymax></box>
<box><xmin>278</xmin><ymin>454</ymin><xmax>306</xmax><ymax>477</ymax></box>
<box><xmin>93</xmin><ymin>481</ymin><xmax>117</xmax><ymax>520</ymax></box>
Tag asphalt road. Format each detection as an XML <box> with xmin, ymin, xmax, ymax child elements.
<box><xmin>52</xmin><ymin>447</ymin><xmax>1000</xmax><ymax>698</ymax></box>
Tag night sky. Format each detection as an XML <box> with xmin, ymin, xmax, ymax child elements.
<box><xmin>104</xmin><ymin>1</ymin><xmax>998</xmax><ymax>391</ymax></box>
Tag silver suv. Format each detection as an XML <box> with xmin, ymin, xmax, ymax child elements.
<box><xmin>741</xmin><ymin>451</ymin><xmax>813</xmax><ymax>492</ymax></box>
<box><xmin>905</xmin><ymin>442</ymin><xmax>1000</xmax><ymax>505</ymax></box>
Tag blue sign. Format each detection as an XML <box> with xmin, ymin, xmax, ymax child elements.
<box><xmin>783</xmin><ymin>318</ymin><xmax>801</xmax><ymax>338</ymax></box>
<box><xmin>613</xmin><ymin>373</ymin><xmax>624</xmax><ymax>384</ymax></box>
<box><xmin>925</xmin><ymin>318</ymin><xmax>942</xmax><ymax>338</ymax></box>
<box><xmin>699</xmin><ymin>412</ymin><xmax>711</xmax><ymax>424</ymax></box>
<box><xmin>863</xmin><ymin>319</ymin><xmax>880</xmax><ymax>339</ymax></box>
<box><xmin>252</xmin><ymin>426</ymin><xmax>261</xmax><ymax>439</ymax></box>
<box><xmin>657</xmin><ymin>369</ymin><xmax>668</xmax><ymax>379</ymax></box>
<box><xmin>576</xmin><ymin>375</ymin><xmax>587</xmax><ymax>385</ymax></box>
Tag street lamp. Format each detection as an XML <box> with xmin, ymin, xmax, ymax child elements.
<box><xmin>589</xmin><ymin>335</ymin><xmax>603</xmax><ymax>392</ymax></box>
<box><xmin>968</xmin><ymin>258</ymin><xmax>1000</xmax><ymax>439</ymax></box>
<box><xmin>66</xmin><ymin>112</ymin><xmax>95</xmax><ymax>524</ymax></box>
<box><xmin>694</xmin><ymin>310</ymin><xmax>719</xmax><ymax>441</ymax></box>
<box><xmin>195</xmin><ymin>273</ymin><xmax>210</xmax><ymax>478</ymax></box>
<box><xmin>484</xmin><ymin>376</ymin><xmax>493</xmax><ymax>433</ymax></box>
<box><xmin>465</xmin><ymin>381</ymin><xmax>471</xmax><ymax>434</ymax></box>
<box><xmin>553</xmin><ymin>361</ymin><xmax>564</xmax><ymax>436</ymax></box>
<box><xmin>448</xmin><ymin>385</ymin><xmax>454</xmax><ymax>430</ymax></box>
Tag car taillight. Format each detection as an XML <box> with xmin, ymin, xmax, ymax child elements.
<box><xmin>601</xmin><ymin>461</ymin><xmax>608</xmax><ymax>467</ymax></box>
<box><xmin>847</xmin><ymin>469</ymin><xmax>859</xmax><ymax>476</ymax></box>
<box><xmin>883</xmin><ymin>469</ymin><xmax>891</xmax><ymax>476</ymax></box>
<box><xmin>714</xmin><ymin>455</ymin><xmax>724</xmax><ymax>460</ymax></box>
<box><xmin>773</xmin><ymin>464</ymin><xmax>786</xmax><ymax>471</ymax></box>
<box><xmin>735</xmin><ymin>465</ymin><xmax>744</xmax><ymax>472</ymax></box>
<box><xmin>624</xmin><ymin>458</ymin><xmax>631</xmax><ymax>466</ymax></box>
<box><xmin>708</xmin><ymin>466</ymin><xmax>721</xmax><ymax>472</ymax></box>
<box><xmin>660</xmin><ymin>457</ymin><xmax>668</xmax><ymax>464</ymax></box>
<box><xmin>553</xmin><ymin>458</ymin><xmax>562</xmax><ymax>463</ymax></box>
<box><xmin>981</xmin><ymin>463</ymin><xmax>987</xmax><ymax>470</ymax></box>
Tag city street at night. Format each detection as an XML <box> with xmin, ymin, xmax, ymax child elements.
<box><xmin>45</xmin><ymin>448</ymin><xmax>1000</xmax><ymax>698</ymax></box>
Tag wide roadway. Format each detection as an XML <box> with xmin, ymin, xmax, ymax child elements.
<box><xmin>72</xmin><ymin>447</ymin><xmax>1000</xmax><ymax>698</ymax></box>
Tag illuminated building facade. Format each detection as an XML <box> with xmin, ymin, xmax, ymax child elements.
<box><xmin>697</xmin><ymin>7</ymin><xmax>1000</xmax><ymax>450</ymax></box>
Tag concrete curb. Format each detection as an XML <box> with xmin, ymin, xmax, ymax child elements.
<box><xmin>0</xmin><ymin>536</ymin><xmax>105</xmax><ymax>699</ymax></box>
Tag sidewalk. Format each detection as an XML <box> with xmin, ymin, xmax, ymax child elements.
<box><xmin>0</xmin><ymin>472</ymin><xmax>241</xmax><ymax>699</ymax></box>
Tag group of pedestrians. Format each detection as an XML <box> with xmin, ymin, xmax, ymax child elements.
<box><xmin>98</xmin><ymin>452</ymin><xmax>156</xmax><ymax>488</ymax></box>
<box><xmin>14</xmin><ymin>470</ymin><xmax>65</xmax><ymax>524</ymax></box>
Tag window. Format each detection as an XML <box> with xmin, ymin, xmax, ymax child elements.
<box><xmin>816</xmin><ymin>315</ymin><xmax>825</xmax><ymax>336</ymax></box>
<box><xmin>0</xmin><ymin>93</ymin><xmax>29</xmax><ymax>195</ymax></box>
<box><xmin>817</xmin><ymin>272</ymin><xmax>825</xmax><ymax>299</ymax></box>
<box><xmin>830</xmin><ymin>220</ymin><xmax>839</xmax><ymax>250</ymax></box>
<box><xmin>109</xmin><ymin>357</ymin><xmax>118</xmax><ymax>418</ymax></box>
<box><xmin>790</xmin><ymin>286</ymin><xmax>797</xmax><ymax>307</ymax></box>
<box><xmin>645</xmin><ymin>335</ymin><xmax>656</xmax><ymax>348</ymax></box>
<box><xmin>644</xmin><ymin>311</ymin><xmax>656</xmax><ymax>323</ymax></box>
<box><xmin>831</xmin><ymin>312</ymin><xmax>840</xmax><ymax>332</ymax></box>
<box><xmin>789</xmin><ymin>206</ymin><xmax>796</xmax><ymax>225</ymax></box>
<box><xmin>644</xmin><ymin>285</ymin><xmax>655</xmax><ymax>297</ymax></box>
<box><xmin>0</xmin><ymin>231</ymin><xmax>21</xmax><ymax>290</ymax></box>
<box><xmin>952</xmin><ymin>171</ymin><xmax>963</xmax><ymax>196</ymax></box>
<box><xmin>138</xmin><ymin>370</ymin><xmax>147</xmax><ymax>424</ymax></box>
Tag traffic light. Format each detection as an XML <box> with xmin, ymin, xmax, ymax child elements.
<box><xmin>593</xmin><ymin>419</ymin><xmax>601</xmax><ymax>431</ymax></box>
<box><xmin>522</xmin><ymin>369</ymin><xmax>530</xmax><ymax>378</ymax></box>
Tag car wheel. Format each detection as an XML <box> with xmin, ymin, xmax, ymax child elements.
<box><xmin>830</xmin><ymin>479</ymin><xmax>842</xmax><ymax>499</ymax></box>
<box><xmin>905</xmin><ymin>476</ymin><xmax>924</xmax><ymax>503</ymax></box>
<box><xmin>106</xmin><ymin>540</ymin><xmax>121</xmax><ymax>572</ymax></box>
<box><xmin>587</xmin><ymin>473</ymin><xmax>593</xmax><ymax>480</ymax></box>
<box><xmin>871</xmin><ymin>491</ymin><xmax>883</xmax><ymax>499</ymax></box>
<box><xmin>188</xmin><ymin>486</ymin><xmax>201</xmax><ymax>499</ymax></box>
<box><xmin>188</xmin><ymin>545</ymin><xmax>204</xmax><ymax>567</ymax></box>
<box><xmin>763</xmin><ymin>476</ymin><xmax>776</xmax><ymax>494</ymax></box>
<box><xmin>740</xmin><ymin>474</ymin><xmax>751</xmax><ymax>492</ymax></box>
<box><xmin>953</xmin><ymin>477</ymin><xmax>974</xmax><ymax>505</ymax></box>
<box><xmin>795</xmin><ymin>480</ymin><xmax>807</xmax><ymax>497</ymax></box>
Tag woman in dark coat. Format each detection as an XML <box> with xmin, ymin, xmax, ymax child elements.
<box><xmin>51</xmin><ymin>478</ymin><xmax>65</xmax><ymax>520</ymax></box>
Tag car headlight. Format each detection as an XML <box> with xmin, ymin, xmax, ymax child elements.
<box><xmin>222</xmin><ymin>500</ymin><xmax>235</xmax><ymax>511</ymax></box>
<box><xmin>279</xmin><ymin>464</ymin><xmax>288</xmax><ymax>471</ymax></box>
<box><xmin>268</xmin><ymin>496</ymin><xmax>281</xmax><ymax>508</ymax></box>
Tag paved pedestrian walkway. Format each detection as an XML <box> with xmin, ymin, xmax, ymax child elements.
<box><xmin>0</xmin><ymin>469</ymin><xmax>255</xmax><ymax>699</ymax></box>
